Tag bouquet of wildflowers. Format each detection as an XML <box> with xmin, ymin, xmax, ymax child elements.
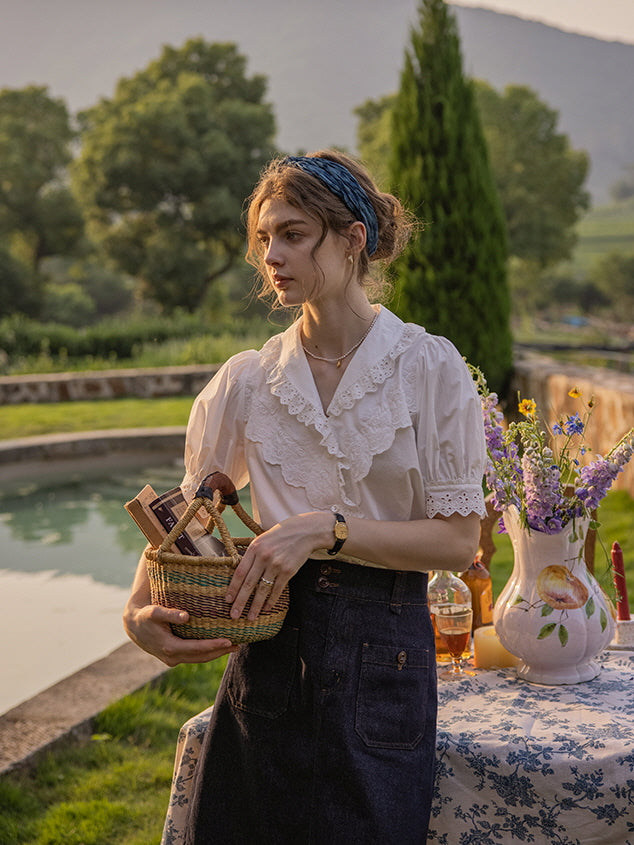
<box><xmin>470</xmin><ymin>366</ymin><xmax>634</xmax><ymax>534</ymax></box>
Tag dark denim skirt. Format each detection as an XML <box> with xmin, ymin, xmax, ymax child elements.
<box><xmin>184</xmin><ymin>558</ymin><xmax>437</xmax><ymax>845</ymax></box>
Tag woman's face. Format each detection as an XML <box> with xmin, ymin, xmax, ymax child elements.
<box><xmin>256</xmin><ymin>198</ymin><xmax>350</xmax><ymax>308</ymax></box>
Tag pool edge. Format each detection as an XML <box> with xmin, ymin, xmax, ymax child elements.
<box><xmin>0</xmin><ymin>641</ymin><xmax>169</xmax><ymax>775</ymax></box>
<box><xmin>0</xmin><ymin>428</ymin><xmax>185</xmax><ymax>775</ymax></box>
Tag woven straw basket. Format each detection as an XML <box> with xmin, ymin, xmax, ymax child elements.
<box><xmin>145</xmin><ymin>472</ymin><xmax>289</xmax><ymax>643</ymax></box>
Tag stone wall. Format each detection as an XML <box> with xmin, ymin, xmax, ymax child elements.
<box><xmin>512</xmin><ymin>352</ymin><xmax>634</xmax><ymax>497</ymax></box>
<box><xmin>0</xmin><ymin>364</ymin><xmax>220</xmax><ymax>404</ymax></box>
<box><xmin>1</xmin><ymin>357</ymin><xmax>632</xmax><ymax>495</ymax></box>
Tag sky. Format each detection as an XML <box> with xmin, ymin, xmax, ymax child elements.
<box><xmin>455</xmin><ymin>0</ymin><xmax>634</xmax><ymax>43</ymax></box>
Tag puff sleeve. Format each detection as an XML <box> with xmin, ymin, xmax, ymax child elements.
<box><xmin>413</xmin><ymin>336</ymin><xmax>487</xmax><ymax>519</ymax></box>
<box><xmin>180</xmin><ymin>350</ymin><xmax>258</xmax><ymax>501</ymax></box>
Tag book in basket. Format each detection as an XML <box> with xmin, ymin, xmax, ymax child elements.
<box><xmin>125</xmin><ymin>472</ymin><xmax>289</xmax><ymax>644</ymax></box>
<box><xmin>124</xmin><ymin>484</ymin><xmax>225</xmax><ymax>557</ymax></box>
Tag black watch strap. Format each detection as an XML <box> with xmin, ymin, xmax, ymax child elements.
<box><xmin>327</xmin><ymin>512</ymin><xmax>348</xmax><ymax>556</ymax></box>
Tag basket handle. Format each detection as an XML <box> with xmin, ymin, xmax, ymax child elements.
<box><xmin>195</xmin><ymin>471</ymin><xmax>240</xmax><ymax>506</ymax></box>
<box><xmin>196</xmin><ymin>472</ymin><xmax>263</xmax><ymax>537</ymax></box>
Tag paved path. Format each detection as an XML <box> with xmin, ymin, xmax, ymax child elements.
<box><xmin>0</xmin><ymin>642</ymin><xmax>168</xmax><ymax>774</ymax></box>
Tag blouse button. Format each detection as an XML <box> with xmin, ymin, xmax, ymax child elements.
<box><xmin>397</xmin><ymin>650</ymin><xmax>407</xmax><ymax>670</ymax></box>
<box><xmin>318</xmin><ymin>576</ymin><xmax>330</xmax><ymax>589</ymax></box>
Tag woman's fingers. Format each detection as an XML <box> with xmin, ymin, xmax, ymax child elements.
<box><xmin>246</xmin><ymin>574</ymin><xmax>278</xmax><ymax>620</ymax></box>
<box><xmin>224</xmin><ymin>515</ymin><xmax>317</xmax><ymax>618</ymax></box>
<box><xmin>132</xmin><ymin>604</ymin><xmax>239</xmax><ymax>666</ymax></box>
<box><xmin>228</xmin><ymin>565</ymin><xmax>277</xmax><ymax>620</ymax></box>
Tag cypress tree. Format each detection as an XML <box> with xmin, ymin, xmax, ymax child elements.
<box><xmin>389</xmin><ymin>0</ymin><xmax>512</xmax><ymax>393</ymax></box>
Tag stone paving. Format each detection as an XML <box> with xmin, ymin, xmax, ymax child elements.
<box><xmin>0</xmin><ymin>642</ymin><xmax>167</xmax><ymax>774</ymax></box>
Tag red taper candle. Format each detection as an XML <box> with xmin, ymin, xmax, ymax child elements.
<box><xmin>611</xmin><ymin>542</ymin><xmax>631</xmax><ymax>621</ymax></box>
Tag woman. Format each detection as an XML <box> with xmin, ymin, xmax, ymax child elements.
<box><xmin>123</xmin><ymin>150</ymin><xmax>487</xmax><ymax>844</ymax></box>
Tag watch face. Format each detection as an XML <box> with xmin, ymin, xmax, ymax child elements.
<box><xmin>334</xmin><ymin>521</ymin><xmax>348</xmax><ymax>540</ymax></box>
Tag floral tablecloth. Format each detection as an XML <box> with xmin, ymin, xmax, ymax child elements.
<box><xmin>161</xmin><ymin>649</ymin><xmax>634</xmax><ymax>845</ymax></box>
<box><xmin>429</xmin><ymin>649</ymin><xmax>634</xmax><ymax>844</ymax></box>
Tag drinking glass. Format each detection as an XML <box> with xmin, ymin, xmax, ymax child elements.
<box><xmin>435</xmin><ymin>605</ymin><xmax>475</xmax><ymax>680</ymax></box>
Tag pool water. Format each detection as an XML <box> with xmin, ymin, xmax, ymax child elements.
<box><xmin>0</xmin><ymin>460</ymin><xmax>251</xmax><ymax>714</ymax></box>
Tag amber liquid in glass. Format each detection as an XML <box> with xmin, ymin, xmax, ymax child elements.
<box><xmin>441</xmin><ymin>627</ymin><xmax>471</xmax><ymax>659</ymax></box>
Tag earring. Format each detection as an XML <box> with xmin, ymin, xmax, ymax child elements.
<box><xmin>348</xmin><ymin>254</ymin><xmax>354</xmax><ymax>264</ymax></box>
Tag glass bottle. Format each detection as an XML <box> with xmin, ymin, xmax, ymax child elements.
<box><xmin>460</xmin><ymin>556</ymin><xmax>494</xmax><ymax>631</ymax></box>
<box><xmin>428</xmin><ymin>570</ymin><xmax>472</xmax><ymax>661</ymax></box>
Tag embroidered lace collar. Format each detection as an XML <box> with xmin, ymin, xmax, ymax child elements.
<box><xmin>259</xmin><ymin>306</ymin><xmax>422</xmax><ymax>423</ymax></box>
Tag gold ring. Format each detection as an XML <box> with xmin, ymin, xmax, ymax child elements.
<box><xmin>260</xmin><ymin>576</ymin><xmax>274</xmax><ymax>586</ymax></box>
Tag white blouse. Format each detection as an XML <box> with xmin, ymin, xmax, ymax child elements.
<box><xmin>181</xmin><ymin>306</ymin><xmax>486</xmax><ymax>557</ymax></box>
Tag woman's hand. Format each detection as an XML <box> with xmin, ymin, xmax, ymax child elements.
<box><xmin>123</xmin><ymin>599</ymin><xmax>240</xmax><ymax>667</ymax></box>
<box><xmin>123</xmin><ymin>547</ymin><xmax>240</xmax><ymax>667</ymax></box>
<box><xmin>224</xmin><ymin>511</ymin><xmax>333</xmax><ymax>621</ymax></box>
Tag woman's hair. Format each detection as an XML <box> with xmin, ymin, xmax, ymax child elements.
<box><xmin>244</xmin><ymin>150</ymin><xmax>414</xmax><ymax>305</ymax></box>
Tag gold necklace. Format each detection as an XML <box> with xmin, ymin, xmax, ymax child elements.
<box><xmin>302</xmin><ymin>313</ymin><xmax>378</xmax><ymax>368</ymax></box>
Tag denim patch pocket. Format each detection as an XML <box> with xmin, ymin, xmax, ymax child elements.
<box><xmin>355</xmin><ymin>642</ymin><xmax>432</xmax><ymax>750</ymax></box>
<box><xmin>227</xmin><ymin>623</ymin><xmax>299</xmax><ymax>719</ymax></box>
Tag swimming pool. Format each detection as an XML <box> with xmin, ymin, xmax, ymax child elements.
<box><xmin>0</xmin><ymin>457</ymin><xmax>250</xmax><ymax>715</ymax></box>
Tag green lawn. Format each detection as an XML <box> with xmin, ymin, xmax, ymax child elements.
<box><xmin>565</xmin><ymin>196</ymin><xmax>634</xmax><ymax>276</ymax></box>
<box><xmin>0</xmin><ymin>397</ymin><xmax>193</xmax><ymax>439</ymax></box>
<box><xmin>0</xmin><ymin>661</ymin><xmax>225</xmax><ymax>845</ymax></box>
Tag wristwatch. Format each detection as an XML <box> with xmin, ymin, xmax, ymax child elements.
<box><xmin>327</xmin><ymin>512</ymin><xmax>348</xmax><ymax>556</ymax></box>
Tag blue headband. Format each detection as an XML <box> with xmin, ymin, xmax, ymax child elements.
<box><xmin>283</xmin><ymin>156</ymin><xmax>379</xmax><ymax>256</ymax></box>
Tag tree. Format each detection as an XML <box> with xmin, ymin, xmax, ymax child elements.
<box><xmin>609</xmin><ymin>165</ymin><xmax>634</xmax><ymax>203</ymax></box>
<box><xmin>354</xmin><ymin>96</ymin><xmax>394</xmax><ymax>189</ymax></box>
<box><xmin>357</xmin><ymin>86</ymin><xmax>590</xmax><ymax>273</ymax></box>
<box><xmin>0</xmin><ymin>245</ymin><xmax>33</xmax><ymax>318</ymax></box>
<box><xmin>356</xmin><ymin>95</ymin><xmax>394</xmax><ymax>183</ymax></box>
<box><xmin>73</xmin><ymin>40</ymin><xmax>276</xmax><ymax>312</ymax></box>
<box><xmin>0</xmin><ymin>86</ymin><xmax>83</xmax><ymax>297</ymax></box>
<box><xmin>389</xmin><ymin>0</ymin><xmax>512</xmax><ymax>393</ymax></box>
<box><xmin>590</xmin><ymin>252</ymin><xmax>634</xmax><ymax>321</ymax></box>
<box><xmin>474</xmin><ymin>81</ymin><xmax>589</xmax><ymax>269</ymax></box>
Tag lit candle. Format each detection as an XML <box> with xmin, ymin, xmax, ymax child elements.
<box><xmin>473</xmin><ymin>625</ymin><xmax>520</xmax><ymax>669</ymax></box>
<box><xmin>612</xmin><ymin>542</ymin><xmax>631</xmax><ymax>621</ymax></box>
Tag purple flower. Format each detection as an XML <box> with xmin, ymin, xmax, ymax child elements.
<box><xmin>575</xmin><ymin>436</ymin><xmax>634</xmax><ymax>511</ymax></box>
<box><xmin>563</xmin><ymin>413</ymin><xmax>585</xmax><ymax>436</ymax></box>
<box><xmin>468</xmin><ymin>364</ymin><xmax>634</xmax><ymax>533</ymax></box>
<box><xmin>522</xmin><ymin>449</ymin><xmax>563</xmax><ymax>533</ymax></box>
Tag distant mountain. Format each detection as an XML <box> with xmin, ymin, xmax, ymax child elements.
<box><xmin>453</xmin><ymin>5</ymin><xmax>634</xmax><ymax>204</ymax></box>
<box><xmin>0</xmin><ymin>0</ymin><xmax>632</xmax><ymax>203</ymax></box>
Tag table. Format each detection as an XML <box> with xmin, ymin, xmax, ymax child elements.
<box><xmin>428</xmin><ymin>649</ymin><xmax>634</xmax><ymax>844</ymax></box>
<box><xmin>161</xmin><ymin>650</ymin><xmax>634</xmax><ymax>845</ymax></box>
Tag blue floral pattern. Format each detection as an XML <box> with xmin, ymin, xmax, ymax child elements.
<box><xmin>428</xmin><ymin>650</ymin><xmax>634</xmax><ymax>844</ymax></box>
<box><xmin>161</xmin><ymin>651</ymin><xmax>634</xmax><ymax>844</ymax></box>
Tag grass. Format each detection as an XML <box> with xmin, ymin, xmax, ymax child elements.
<box><xmin>565</xmin><ymin>196</ymin><xmax>634</xmax><ymax>276</ymax></box>
<box><xmin>0</xmin><ymin>396</ymin><xmax>194</xmax><ymax>439</ymax></box>
<box><xmin>2</xmin><ymin>319</ymin><xmax>288</xmax><ymax>376</ymax></box>
<box><xmin>0</xmin><ymin>660</ymin><xmax>226</xmax><ymax>845</ymax></box>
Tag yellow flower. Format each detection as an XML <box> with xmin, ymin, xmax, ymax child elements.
<box><xmin>519</xmin><ymin>398</ymin><xmax>537</xmax><ymax>417</ymax></box>
<box><xmin>568</xmin><ymin>387</ymin><xmax>582</xmax><ymax>398</ymax></box>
